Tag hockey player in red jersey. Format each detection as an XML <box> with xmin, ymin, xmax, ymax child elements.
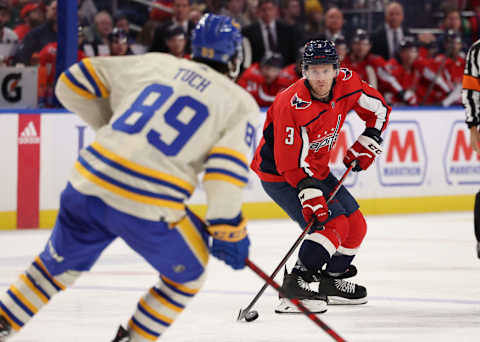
<box><xmin>251</xmin><ymin>39</ymin><xmax>391</xmax><ymax>313</ymax></box>
<box><xmin>237</xmin><ymin>53</ymin><xmax>290</xmax><ymax>107</ymax></box>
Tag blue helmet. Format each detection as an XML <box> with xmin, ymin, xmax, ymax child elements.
<box><xmin>191</xmin><ymin>14</ymin><xmax>243</xmax><ymax>65</ymax></box>
<box><xmin>303</xmin><ymin>39</ymin><xmax>339</xmax><ymax>69</ymax></box>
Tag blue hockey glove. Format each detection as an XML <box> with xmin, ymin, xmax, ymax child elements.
<box><xmin>207</xmin><ymin>216</ymin><xmax>250</xmax><ymax>270</ymax></box>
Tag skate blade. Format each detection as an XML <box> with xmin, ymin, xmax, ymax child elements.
<box><xmin>274</xmin><ymin>298</ymin><xmax>327</xmax><ymax>314</ymax></box>
<box><xmin>327</xmin><ymin>296</ymin><xmax>368</xmax><ymax>305</ymax></box>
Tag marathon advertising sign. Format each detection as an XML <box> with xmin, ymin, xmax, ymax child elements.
<box><xmin>377</xmin><ymin>120</ymin><xmax>427</xmax><ymax>186</ymax></box>
<box><xmin>328</xmin><ymin>122</ymin><xmax>357</xmax><ymax>187</ymax></box>
<box><xmin>444</xmin><ymin>120</ymin><xmax>480</xmax><ymax>185</ymax></box>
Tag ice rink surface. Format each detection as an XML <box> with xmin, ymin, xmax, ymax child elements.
<box><xmin>1</xmin><ymin>212</ymin><xmax>480</xmax><ymax>342</ymax></box>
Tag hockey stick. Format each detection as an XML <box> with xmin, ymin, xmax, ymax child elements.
<box><xmin>237</xmin><ymin>164</ymin><xmax>354</xmax><ymax>322</ymax></box>
<box><xmin>245</xmin><ymin>258</ymin><xmax>347</xmax><ymax>342</ymax></box>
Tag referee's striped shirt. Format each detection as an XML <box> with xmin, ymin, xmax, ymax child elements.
<box><xmin>463</xmin><ymin>39</ymin><xmax>480</xmax><ymax>128</ymax></box>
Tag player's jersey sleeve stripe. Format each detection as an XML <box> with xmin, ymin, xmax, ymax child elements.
<box><xmin>75</xmin><ymin>157</ymin><xmax>185</xmax><ymax>210</ymax></box>
<box><xmin>336</xmin><ymin>89</ymin><xmax>362</xmax><ymax>102</ymax></box>
<box><xmin>88</xmin><ymin>142</ymin><xmax>193</xmax><ymax>197</ymax></box>
<box><xmin>358</xmin><ymin>92</ymin><xmax>388</xmax><ymax>131</ymax></box>
<box><xmin>129</xmin><ymin>317</ymin><xmax>160</xmax><ymax>340</ymax></box>
<box><xmin>59</xmin><ymin>72</ymin><xmax>97</xmax><ymax>100</ymax></box>
<box><xmin>299</xmin><ymin>127</ymin><xmax>313</xmax><ymax>176</ymax></box>
<box><xmin>207</xmin><ymin>147</ymin><xmax>249</xmax><ymax>171</ymax></box>
<box><xmin>78</xmin><ymin>59</ymin><xmax>109</xmax><ymax>98</ymax></box>
<box><xmin>203</xmin><ymin>168</ymin><xmax>248</xmax><ymax>187</ymax></box>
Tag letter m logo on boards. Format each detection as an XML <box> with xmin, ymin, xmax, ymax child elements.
<box><xmin>377</xmin><ymin>120</ymin><xmax>427</xmax><ymax>186</ymax></box>
<box><xmin>327</xmin><ymin>121</ymin><xmax>357</xmax><ymax>187</ymax></box>
<box><xmin>444</xmin><ymin>120</ymin><xmax>480</xmax><ymax>185</ymax></box>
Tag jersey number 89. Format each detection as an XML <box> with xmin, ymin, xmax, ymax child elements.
<box><xmin>112</xmin><ymin>83</ymin><xmax>209</xmax><ymax>156</ymax></box>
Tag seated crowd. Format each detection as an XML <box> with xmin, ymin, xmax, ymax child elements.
<box><xmin>0</xmin><ymin>0</ymin><xmax>475</xmax><ymax>107</ymax></box>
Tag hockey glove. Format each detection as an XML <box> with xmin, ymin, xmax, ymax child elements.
<box><xmin>297</xmin><ymin>178</ymin><xmax>329</xmax><ymax>224</ymax></box>
<box><xmin>344</xmin><ymin>128</ymin><xmax>383</xmax><ymax>172</ymax></box>
<box><xmin>207</xmin><ymin>217</ymin><xmax>249</xmax><ymax>270</ymax></box>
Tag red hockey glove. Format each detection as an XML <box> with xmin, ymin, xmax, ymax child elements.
<box><xmin>298</xmin><ymin>187</ymin><xmax>328</xmax><ymax>223</ymax></box>
<box><xmin>344</xmin><ymin>129</ymin><xmax>383</xmax><ymax>172</ymax></box>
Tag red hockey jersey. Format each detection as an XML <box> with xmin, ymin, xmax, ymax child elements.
<box><xmin>251</xmin><ymin>68</ymin><xmax>391</xmax><ymax>187</ymax></box>
<box><xmin>237</xmin><ymin>63</ymin><xmax>290</xmax><ymax>107</ymax></box>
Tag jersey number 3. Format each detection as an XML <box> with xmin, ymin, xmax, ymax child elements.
<box><xmin>112</xmin><ymin>83</ymin><xmax>209</xmax><ymax>156</ymax></box>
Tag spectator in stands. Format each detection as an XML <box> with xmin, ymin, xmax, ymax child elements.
<box><xmin>303</xmin><ymin>0</ymin><xmax>323</xmax><ymax>41</ymax></box>
<box><xmin>281</xmin><ymin>0</ymin><xmax>302</xmax><ymax>27</ymax></box>
<box><xmin>84</xmin><ymin>11</ymin><xmax>113</xmax><ymax>47</ymax></box>
<box><xmin>219</xmin><ymin>0</ymin><xmax>250</xmax><ymax>27</ymax></box>
<box><xmin>14</xmin><ymin>0</ymin><xmax>56</xmax><ymax>65</ymax></box>
<box><xmin>150</xmin><ymin>0</ymin><xmax>195</xmax><ymax>54</ymax></box>
<box><xmin>384</xmin><ymin>37</ymin><xmax>421</xmax><ymax>106</ymax></box>
<box><xmin>14</xmin><ymin>2</ymin><xmax>45</xmax><ymax>41</ymax></box>
<box><xmin>114</xmin><ymin>12</ymin><xmax>135</xmax><ymax>44</ymax></box>
<box><xmin>466</xmin><ymin>3</ymin><xmax>480</xmax><ymax>43</ymax></box>
<box><xmin>78</xmin><ymin>0</ymin><xmax>98</xmax><ymax>26</ymax></box>
<box><xmin>334</xmin><ymin>35</ymin><xmax>348</xmax><ymax>62</ymax></box>
<box><xmin>278</xmin><ymin>47</ymin><xmax>303</xmax><ymax>86</ymax></box>
<box><xmin>149</xmin><ymin>0</ymin><xmax>173</xmax><ymax>23</ymax></box>
<box><xmin>242</xmin><ymin>0</ymin><xmax>300</xmax><ymax>65</ymax></box>
<box><xmin>437</xmin><ymin>7</ymin><xmax>469</xmax><ymax>53</ymax></box>
<box><xmin>371</xmin><ymin>1</ymin><xmax>410</xmax><ymax>60</ymax></box>
<box><xmin>108</xmin><ymin>27</ymin><xmax>132</xmax><ymax>56</ymax></box>
<box><xmin>321</xmin><ymin>7</ymin><xmax>345</xmax><ymax>42</ymax></box>
<box><xmin>136</xmin><ymin>20</ymin><xmax>158</xmax><ymax>52</ymax></box>
<box><xmin>436</xmin><ymin>30</ymin><xmax>466</xmax><ymax>106</ymax></box>
<box><xmin>164</xmin><ymin>25</ymin><xmax>187</xmax><ymax>58</ymax></box>
<box><xmin>37</xmin><ymin>25</ymin><xmax>86</xmax><ymax>107</ymax></box>
<box><xmin>189</xmin><ymin>3</ymin><xmax>206</xmax><ymax>26</ymax></box>
<box><xmin>0</xmin><ymin>0</ymin><xmax>18</xmax><ymax>65</ymax></box>
<box><xmin>237</xmin><ymin>52</ymin><xmax>289</xmax><ymax>107</ymax></box>
<box><xmin>342</xmin><ymin>29</ymin><xmax>416</xmax><ymax>105</ymax></box>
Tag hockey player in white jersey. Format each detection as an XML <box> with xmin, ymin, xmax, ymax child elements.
<box><xmin>0</xmin><ymin>14</ymin><xmax>259</xmax><ymax>342</ymax></box>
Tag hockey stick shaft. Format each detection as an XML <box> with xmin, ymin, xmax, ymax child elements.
<box><xmin>238</xmin><ymin>165</ymin><xmax>353</xmax><ymax>320</ymax></box>
<box><xmin>245</xmin><ymin>258</ymin><xmax>347</xmax><ymax>342</ymax></box>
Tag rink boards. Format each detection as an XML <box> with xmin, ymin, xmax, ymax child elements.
<box><xmin>0</xmin><ymin>107</ymin><xmax>477</xmax><ymax>229</ymax></box>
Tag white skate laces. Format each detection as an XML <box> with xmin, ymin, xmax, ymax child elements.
<box><xmin>296</xmin><ymin>276</ymin><xmax>317</xmax><ymax>293</ymax></box>
<box><xmin>334</xmin><ymin>279</ymin><xmax>355</xmax><ymax>294</ymax></box>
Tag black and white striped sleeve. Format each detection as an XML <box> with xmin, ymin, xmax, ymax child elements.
<box><xmin>462</xmin><ymin>39</ymin><xmax>480</xmax><ymax>128</ymax></box>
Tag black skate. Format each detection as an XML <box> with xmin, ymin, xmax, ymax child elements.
<box><xmin>0</xmin><ymin>315</ymin><xmax>11</xmax><ymax>341</ymax></box>
<box><xmin>476</xmin><ymin>242</ymin><xmax>480</xmax><ymax>259</ymax></box>
<box><xmin>275</xmin><ymin>271</ymin><xmax>327</xmax><ymax>314</ymax></box>
<box><xmin>111</xmin><ymin>325</ymin><xmax>130</xmax><ymax>342</ymax></box>
<box><xmin>319</xmin><ymin>271</ymin><xmax>367</xmax><ymax>305</ymax></box>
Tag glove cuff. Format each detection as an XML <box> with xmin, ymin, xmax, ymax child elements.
<box><xmin>296</xmin><ymin>177</ymin><xmax>324</xmax><ymax>191</ymax></box>
<box><xmin>362</xmin><ymin>127</ymin><xmax>383</xmax><ymax>144</ymax></box>
<box><xmin>207</xmin><ymin>218</ymin><xmax>248</xmax><ymax>242</ymax></box>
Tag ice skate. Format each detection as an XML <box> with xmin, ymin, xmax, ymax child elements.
<box><xmin>0</xmin><ymin>315</ymin><xmax>11</xmax><ymax>341</ymax></box>
<box><xmin>319</xmin><ymin>272</ymin><xmax>367</xmax><ymax>305</ymax></box>
<box><xmin>111</xmin><ymin>325</ymin><xmax>130</xmax><ymax>342</ymax></box>
<box><xmin>275</xmin><ymin>271</ymin><xmax>327</xmax><ymax>314</ymax></box>
<box><xmin>476</xmin><ymin>242</ymin><xmax>480</xmax><ymax>259</ymax></box>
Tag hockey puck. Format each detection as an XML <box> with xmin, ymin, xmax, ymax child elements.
<box><xmin>244</xmin><ymin>310</ymin><xmax>259</xmax><ymax>322</ymax></box>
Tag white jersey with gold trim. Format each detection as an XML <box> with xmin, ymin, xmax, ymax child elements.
<box><xmin>55</xmin><ymin>53</ymin><xmax>259</xmax><ymax>222</ymax></box>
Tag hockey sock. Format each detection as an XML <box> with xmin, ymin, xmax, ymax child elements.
<box><xmin>0</xmin><ymin>256</ymin><xmax>79</xmax><ymax>336</ymax></box>
<box><xmin>475</xmin><ymin>191</ymin><xmax>480</xmax><ymax>242</ymax></box>
<box><xmin>127</xmin><ymin>273</ymin><xmax>206</xmax><ymax>342</ymax></box>
<box><xmin>325</xmin><ymin>253</ymin><xmax>355</xmax><ymax>275</ymax></box>
<box><xmin>296</xmin><ymin>240</ymin><xmax>331</xmax><ymax>275</ymax></box>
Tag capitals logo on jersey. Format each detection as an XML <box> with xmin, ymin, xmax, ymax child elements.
<box><xmin>290</xmin><ymin>93</ymin><xmax>311</xmax><ymax>109</ymax></box>
<box><xmin>309</xmin><ymin>114</ymin><xmax>342</xmax><ymax>152</ymax></box>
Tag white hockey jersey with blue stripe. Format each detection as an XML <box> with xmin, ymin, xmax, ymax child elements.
<box><xmin>55</xmin><ymin>53</ymin><xmax>259</xmax><ymax>223</ymax></box>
